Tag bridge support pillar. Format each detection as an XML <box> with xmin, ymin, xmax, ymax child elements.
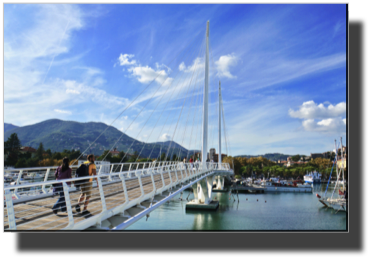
<box><xmin>213</xmin><ymin>175</ymin><xmax>227</xmax><ymax>192</ymax></box>
<box><xmin>186</xmin><ymin>175</ymin><xmax>218</xmax><ymax>210</ymax></box>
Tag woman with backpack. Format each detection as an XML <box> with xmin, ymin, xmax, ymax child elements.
<box><xmin>52</xmin><ymin>157</ymin><xmax>72</xmax><ymax>215</ymax></box>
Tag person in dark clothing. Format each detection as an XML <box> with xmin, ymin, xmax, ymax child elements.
<box><xmin>52</xmin><ymin>157</ymin><xmax>72</xmax><ymax>215</ymax></box>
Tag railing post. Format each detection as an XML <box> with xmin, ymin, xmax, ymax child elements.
<box><xmin>180</xmin><ymin>166</ymin><xmax>184</xmax><ymax>183</ymax></box>
<box><xmin>5</xmin><ymin>189</ymin><xmax>16</xmax><ymax>230</ymax></box>
<box><xmin>168</xmin><ymin>168</ymin><xmax>173</xmax><ymax>189</ymax></box>
<box><xmin>137</xmin><ymin>174</ymin><xmax>145</xmax><ymax>197</ymax></box>
<box><xmin>160</xmin><ymin>168</ymin><xmax>165</xmax><ymax>190</ymax></box>
<box><xmin>119</xmin><ymin>174</ymin><xmax>129</xmax><ymax>203</ymax></box>
<box><xmin>42</xmin><ymin>168</ymin><xmax>51</xmax><ymax>194</ymax></box>
<box><xmin>13</xmin><ymin>170</ymin><xmax>23</xmax><ymax>198</ymax></box>
<box><xmin>62</xmin><ymin>182</ymin><xmax>74</xmax><ymax>228</ymax></box>
<box><xmin>184</xmin><ymin>164</ymin><xmax>188</xmax><ymax>178</ymax></box>
<box><xmin>97</xmin><ymin>177</ymin><xmax>107</xmax><ymax>212</ymax></box>
<box><xmin>150</xmin><ymin>169</ymin><xmax>156</xmax><ymax>193</ymax></box>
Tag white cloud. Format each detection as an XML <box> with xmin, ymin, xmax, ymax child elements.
<box><xmin>215</xmin><ymin>53</ymin><xmax>238</xmax><ymax>79</ymax></box>
<box><xmin>128</xmin><ymin>65</ymin><xmax>173</xmax><ymax>86</ymax></box>
<box><xmin>159</xmin><ymin>133</ymin><xmax>171</xmax><ymax>141</ymax></box>
<box><xmin>302</xmin><ymin>118</ymin><xmax>346</xmax><ymax>133</ymax></box>
<box><xmin>179</xmin><ymin>57</ymin><xmax>204</xmax><ymax>73</ymax></box>
<box><xmin>118</xmin><ymin>53</ymin><xmax>136</xmax><ymax>66</ymax></box>
<box><xmin>66</xmin><ymin>89</ymin><xmax>80</xmax><ymax>94</ymax></box>
<box><xmin>54</xmin><ymin>109</ymin><xmax>72</xmax><ymax>115</ymax></box>
<box><xmin>289</xmin><ymin>101</ymin><xmax>346</xmax><ymax>119</ymax></box>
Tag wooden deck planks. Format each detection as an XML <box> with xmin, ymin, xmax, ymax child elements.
<box><xmin>4</xmin><ymin>171</ymin><xmax>185</xmax><ymax>230</ymax></box>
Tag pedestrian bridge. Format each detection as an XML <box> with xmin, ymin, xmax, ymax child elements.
<box><xmin>4</xmin><ymin>162</ymin><xmax>233</xmax><ymax>231</ymax></box>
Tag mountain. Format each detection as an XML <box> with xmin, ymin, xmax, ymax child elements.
<box><xmin>236</xmin><ymin>153</ymin><xmax>292</xmax><ymax>162</ymax></box>
<box><xmin>4</xmin><ymin>119</ymin><xmax>193</xmax><ymax>158</ymax></box>
<box><xmin>4</xmin><ymin>123</ymin><xmax>18</xmax><ymax>132</ymax></box>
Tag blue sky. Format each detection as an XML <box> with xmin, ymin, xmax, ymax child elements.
<box><xmin>4</xmin><ymin>4</ymin><xmax>347</xmax><ymax>156</ymax></box>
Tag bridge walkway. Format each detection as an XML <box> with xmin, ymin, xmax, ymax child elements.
<box><xmin>4</xmin><ymin>171</ymin><xmax>180</xmax><ymax>230</ymax></box>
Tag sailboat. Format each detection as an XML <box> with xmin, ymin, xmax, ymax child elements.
<box><xmin>316</xmin><ymin>137</ymin><xmax>347</xmax><ymax>212</ymax></box>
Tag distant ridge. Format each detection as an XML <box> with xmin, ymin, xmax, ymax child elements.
<box><xmin>3</xmin><ymin>119</ymin><xmax>196</xmax><ymax>158</ymax></box>
<box><xmin>235</xmin><ymin>153</ymin><xmax>292</xmax><ymax>162</ymax></box>
<box><xmin>4</xmin><ymin>123</ymin><xmax>19</xmax><ymax>132</ymax></box>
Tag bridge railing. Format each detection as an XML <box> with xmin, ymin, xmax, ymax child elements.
<box><xmin>4</xmin><ymin>162</ymin><xmax>232</xmax><ymax>230</ymax></box>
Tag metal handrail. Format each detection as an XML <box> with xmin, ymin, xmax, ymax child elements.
<box><xmin>4</xmin><ymin>162</ymin><xmax>232</xmax><ymax>230</ymax></box>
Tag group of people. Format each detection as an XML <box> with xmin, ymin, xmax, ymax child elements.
<box><xmin>182</xmin><ymin>156</ymin><xmax>214</xmax><ymax>170</ymax></box>
<box><xmin>52</xmin><ymin>154</ymin><xmax>98</xmax><ymax>216</ymax></box>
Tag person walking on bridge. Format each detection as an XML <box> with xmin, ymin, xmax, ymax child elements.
<box><xmin>76</xmin><ymin>154</ymin><xmax>98</xmax><ymax>215</ymax></box>
<box><xmin>52</xmin><ymin>157</ymin><xmax>72</xmax><ymax>215</ymax></box>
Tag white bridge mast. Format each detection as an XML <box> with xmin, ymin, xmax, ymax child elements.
<box><xmin>202</xmin><ymin>21</ymin><xmax>210</xmax><ymax>167</ymax></box>
<box><xmin>218</xmin><ymin>81</ymin><xmax>222</xmax><ymax>168</ymax></box>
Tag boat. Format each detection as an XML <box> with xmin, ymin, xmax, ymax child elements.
<box><xmin>316</xmin><ymin>137</ymin><xmax>346</xmax><ymax>212</ymax></box>
<box><xmin>304</xmin><ymin>170</ymin><xmax>321</xmax><ymax>184</ymax></box>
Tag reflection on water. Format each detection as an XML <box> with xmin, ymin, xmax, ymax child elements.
<box><xmin>125</xmin><ymin>183</ymin><xmax>347</xmax><ymax>231</ymax></box>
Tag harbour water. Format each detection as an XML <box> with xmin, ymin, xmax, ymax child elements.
<box><xmin>126</xmin><ymin>183</ymin><xmax>347</xmax><ymax>230</ymax></box>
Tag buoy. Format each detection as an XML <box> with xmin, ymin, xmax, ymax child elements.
<box><xmin>265</xmin><ymin>201</ymin><xmax>266</xmax><ymax>203</ymax></box>
<box><xmin>246</xmin><ymin>198</ymin><xmax>248</xmax><ymax>201</ymax></box>
<box><xmin>257</xmin><ymin>199</ymin><xmax>258</xmax><ymax>202</ymax></box>
<box><xmin>316</xmin><ymin>193</ymin><xmax>321</xmax><ymax>198</ymax></box>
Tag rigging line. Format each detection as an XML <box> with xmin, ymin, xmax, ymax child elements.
<box><xmin>146</xmin><ymin>34</ymin><xmax>206</xmax><ymax>160</ymax></box>
<box><xmin>122</xmin><ymin>39</ymin><xmax>199</xmax><ymax>163</ymax></box>
<box><xmin>194</xmin><ymin>83</ymin><xmax>204</xmax><ymax>161</ymax></box>
<box><xmin>221</xmin><ymin>96</ymin><xmax>229</xmax><ymax>156</ymax></box>
<box><xmin>172</xmin><ymin>48</ymin><xmax>204</xmax><ymax>160</ymax></box>
<box><xmin>134</xmin><ymin>69</ymin><xmax>186</xmax><ymax>161</ymax></box>
<box><xmin>72</xmin><ymin>31</ymin><xmax>202</xmax><ymax>166</ymax></box>
<box><xmin>186</xmin><ymin>76</ymin><xmax>203</xmax><ymax>160</ymax></box>
<box><xmin>164</xmin><ymin>34</ymin><xmax>205</xmax><ymax>159</ymax></box>
<box><xmin>119</xmin><ymin>66</ymin><xmax>180</xmax><ymax>164</ymax></box>
<box><xmin>172</xmin><ymin>61</ymin><xmax>201</xmax><ymax>161</ymax></box>
<box><xmin>102</xmin><ymin>34</ymin><xmax>203</xmax><ymax>162</ymax></box>
<box><xmin>101</xmin><ymin>71</ymin><xmax>172</xmax><ymax>161</ymax></box>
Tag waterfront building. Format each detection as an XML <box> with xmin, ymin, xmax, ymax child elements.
<box><xmin>210</xmin><ymin>148</ymin><xmax>216</xmax><ymax>162</ymax></box>
<box><xmin>19</xmin><ymin>146</ymin><xmax>37</xmax><ymax>157</ymax></box>
<box><xmin>213</xmin><ymin>153</ymin><xmax>227</xmax><ymax>162</ymax></box>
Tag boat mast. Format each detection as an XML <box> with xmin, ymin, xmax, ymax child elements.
<box><xmin>340</xmin><ymin>136</ymin><xmax>345</xmax><ymax>191</ymax></box>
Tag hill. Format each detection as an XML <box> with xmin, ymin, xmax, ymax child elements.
<box><xmin>236</xmin><ymin>153</ymin><xmax>292</xmax><ymax>162</ymax></box>
<box><xmin>4</xmin><ymin>119</ymin><xmax>194</xmax><ymax>159</ymax></box>
<box><xmin>4</xmin><ymin>123</ymin><xmax>18</xmax><ymax>132</ymax></box>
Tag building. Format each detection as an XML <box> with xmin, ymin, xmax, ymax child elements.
<box><xmin>19</xmin><ymin>146</ymin><xmax>37</xmax><ymax>157</ymax></box>
<box><xmin>109</xmin><ymin>148</ymin><xmax>120</xmax><ymax>157</ymax></box>
<box><xmin>310</xmin><ymin>153</ymin><xmax>324</xmax><ymax>159</ymax></box>
<box><xmin>209</xmin><ymin>148</ymin><xmax>216</xmax><ymax>162</ymax></box>
<box><xmin>213</xmin><ymin>153</ymin><xmax>227</xmax><ymax>162</ymax></box>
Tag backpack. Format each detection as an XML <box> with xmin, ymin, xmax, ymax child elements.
<box><xmin>74</xmin><ymin>162</ymin><xmax>91</xmax><ymax>189</ymax></box>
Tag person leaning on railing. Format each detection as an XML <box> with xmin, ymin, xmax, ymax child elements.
<box><xmin>52</xmin><ymin>157</ymin><xmax>72</xmax><ymax>215</ymax></box>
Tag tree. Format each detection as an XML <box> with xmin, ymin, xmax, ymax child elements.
<box><xmin>36</xmin><ymin>142</ymin><xmax>44</xmax><ymax>160</ymax></box>
<box><xmin>45</xmin><ymin>149</ymin><xmax>52</xmax><ymax>156</ymax></box>
<box><xmin>291</xmin><ymin>155</ymin><xmax>301</xmax><ymax>162</ymax></box>
<box><xmin>5</xmin><ymin>133</ymin><xmax>22</xmax><ymax>165</ymax></box>
<box><xmin>160</xmin><ymin>152</ymin><xmax>166</xmax><ymax>161</ymax></box>
<box><xmin>172</xmin><ymin>154</ymin><xmax>177</xmax><ymax>161</ymax></box>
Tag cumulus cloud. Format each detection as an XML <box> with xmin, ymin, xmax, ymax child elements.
<box><xmin>178</xmin><ymin>57</ymin><xmax>204</xmax><ymax>73</ymax></box>
<box><xmin>302</xmin><ymin>118</ymin><xmax>346</xmax><ymax>133</ymax></box>
<box><xmin>66</xmin><ymin>89</ymin><xmax>80</xmax><ymax>94</ymax></box>
<box><xmin>118</xmin><ymin>53</ymin><xmax>136</xmax><ymax>66</ymax></box>
<box><xmin>159</xmin><ymin>133</ymin><xmax>171</xmax><ymax>141</ymax></box>
<box><xmin>289</xmin><ymin>100</ymin><xmax>346</xmax><ymax>119</ymax></box>
<box><xmin>128</xmin><ymin>65</ymin><xmax>173</xmax><ymax>86</ymax></box>
<box><xmin>54</xmin><ymin>109</ymin><xmax>72</xmax><ymax>115</ymax></box>
<box><xmin>215</xmin><ymin>53</ymin><xmax>238</xmax><ymax>78</ymax></box>
<box><xmin>289</xmin><ymin>101</ymin><xmax>346</xmax><ymax>134</ymax></box>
